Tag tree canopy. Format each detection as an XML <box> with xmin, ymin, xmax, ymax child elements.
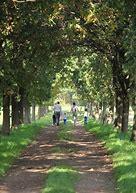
<box><xmin>0</xmin><ymin>0</ymin><xmax>136</xmax><ymax>139</ymax></box>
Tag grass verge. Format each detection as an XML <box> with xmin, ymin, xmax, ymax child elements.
<box><xmin>0</xmin><ymin>115</ymin><xmax>51</xmax><ymax>177</ymax></box>
<box><xmin>41</xmin><ymin>165</ymin><xmax>78</xmax><ymax>193</ymax></box>
<box><xmin>86</xmin><ymin>120</ymin><xmax>136</xmax><ymax>193</ymax></box>
<box><xmin>58</xmin><ymin>122</ymin><xmax>73</xmax><ymax>141</ymax></box>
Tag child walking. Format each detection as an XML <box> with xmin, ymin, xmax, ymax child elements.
<box><xmin>63</xmin><ymin>113</ymin><xmax>67</xmax><ymax>124</ymax></box>
<box><xmin>84</xmin><ymin>108</ymin><xmax>88</xmax><ymax>124</ymax></box>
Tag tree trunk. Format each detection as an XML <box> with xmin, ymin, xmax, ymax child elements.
<box><xmin>121</xmin><ymin>94</ymin><xmax>129</xmax><ymax>132</ymax></box>
<box><xmin>111</xmin><ymin>48</ymin><xmax>130</xmax><ymax>132</ymax></box>
<box><xmin>109</xmin><ymin>98</ymin><xmax>115</xmax><ymax>123</ymax></box>
<box><xmin>95</xmin><ymin>102</ymin><xmax>100</xmax><ymax>120</ymax></box>
<box><xmin>114</xmin><ymin>93</ymin><xmax>123</xmax><ymax>130</ymax></box>
<box><xmin>24</xmin><ymin>96</ymin><xmax>31</xmax><ymax>124</ymax></box>
<box><xmin>38</xmin><ymin>106</ymin><xmax>44</xmax><ymax>119</ymax></box>
<box><xmin>89</xmin><ymin>102</ymin><xmax>93</xmax><ymax>116</ymax></box>
<box><xmin>2</xmin><ymin>93</ymin><xmax>10</xmax><ymax>135</ymax></box>
<box><xmin>18</xmin><ymin>87</ymin><xmax>24</xmax><ymax>124</ymax></box>
<box><xmin>32</xmin><ymin>103</ymin><xmax>36</xmax><ymax>121</ymax></box>
<box><xmin>44</xmin><ymin>106</ymin><xmax>48</xmax><ymax>115</ymax></box>
<box><xmin>130</xmin><ymin>97</ymin><xmax>136</xmax><ymax>141</ymax></box>
<box><xmin>101</xmin><ymin>101</ymin><xmax>107</xmax><ymax>124</ymax></box>
<box><xmin>11</xmin><ymin>94</ymin><xmax>19</xmax><ymax>128</ymax></box>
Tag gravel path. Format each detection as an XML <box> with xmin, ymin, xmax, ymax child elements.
<box><xmin>0</xmin><ymin>124</ymin><xmax>116</xmax><ymax>193</ymax></box>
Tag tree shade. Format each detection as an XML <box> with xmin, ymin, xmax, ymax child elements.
<box><xmin>0</xmin><ymin>0</ymin><xmax>135</xmax><ymax>139</ymax></box>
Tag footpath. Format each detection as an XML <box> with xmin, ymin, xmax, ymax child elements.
<box><xmin>0</xmin><ymin>124</ymin><xmax>116</xmax><ymax>193</ymax></box>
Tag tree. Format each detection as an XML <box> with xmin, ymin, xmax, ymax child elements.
<box><xmin>0</xmin><ymin>0</ymin><xmax>68</xmax><ymax>133</ymax></box>
<box><xmin>60</xmin><ymin>0</ymin><xmax>135</xmax><ymax>132</ymax></box>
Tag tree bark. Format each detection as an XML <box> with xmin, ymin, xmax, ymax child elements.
<box><xmin>32</xmin><ymin>103</ymin><xmax>36</xmax><ymax>121</ymax></box>
<box><xmin>121</xmin><ymin>94</ymin><xmax>129</xmax><ymax>132</ymax></box>
<box><xmin>2</xmin><ymin>93</ymin><xmax>10</xmax><ymax>135</ymax></box>
<box><xmin>18</xmin><ymin>87</ymin><xmax>24</xmax><ymax>124</ymax></box>
<box><xmin>109</xmin><ymin>98</ymin><xmax>115</xmax><ymax>123</ymax></box>
<box><xmin>101</xmin><ymin>101</ymin><xmax>107</xmax><ymax>124</ymax></box>
<box><xmin>38</xmin><ymin>106</ymin><xmax>41</xmax><ymax>119</ymax></box>
<box><xmin>130</xmin><ymin>97</ymin><xmax>136</xmax><ymax>141</ymax></box>
<box><xmin>114</xmin><ymin>93</ymin><xmax>123</xmax><ymax>130</ymax></box>
<box><xmin>24</xmin><ymin>96</ymin><xmax>31</xmax><ymax>124</ymax></box>
<box><xmin>111</xmin><ymin>48</ymin><xmax>130</xmax><ymax>132</ymax></box>
<box><xmin>114</xmin><ymin>92</ymin><xmax>129</xmax><ymax>132</ymax></box>
<box><xmin>89</xmin><ymin>102</ymin><xmax>93</xmax><ymax>116</ymax></box>
<box><xmin>11</xmin><ymin>94</ymin><xmax>19</xmax><ymax>128</ymax></box>
<box><xmin>38</xmin><ymin>106</ymin><xmax>45</xmax><ymax>119</ymax></box>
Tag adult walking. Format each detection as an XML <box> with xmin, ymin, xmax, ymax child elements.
<box><xmin>71</xmin><ymin>102</ymin><xmax>78</xmax><ymax>126</ymax></box>
<box><xmin>53</xmin><ymin>101</ymin><xmax>62</xmax><ymax>126</ymax></box>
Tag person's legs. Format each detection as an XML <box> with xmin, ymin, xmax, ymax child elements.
<box><xmin>55</xmin><ymin>112</ymin><xmax>58</xmax><ymax>125</ymax></box>
<box><xmin>56</xmin><ymin>112</ymin><xmax>60</xmax><ymax>126</ymax></box>
<box><xmin>58</xmin><ymin>112</ymin><xmax>60</xmax><ymax>125</ymax></box>
<box><xmin>64</xmin><ymin>118</ymin><xmax>67</xmax><ymax>124</ymax></box>
<box><xmin>53</xmin><ymin>115</ymin><xmax>56</xmax><ymax>125</ymax></box>
<box><xmin>73</xmin><ymin>116</ymin><xmax>77</xmax><ymax>126</ymax></box>
<box><xmin>84</xmin><ymin>116</ymin><xmax>87</xmax><ymax>124</ymax></box>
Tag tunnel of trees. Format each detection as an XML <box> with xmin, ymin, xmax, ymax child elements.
<box><xmin>0</xmin><ymin>0</ymin><xmax>136</xmax><ymax>140</ymax></box>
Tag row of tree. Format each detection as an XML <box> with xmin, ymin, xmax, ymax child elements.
<box><xmin>0</xmin><ymin>1</ymin><xmax>136</xmax><ymax>140</ymax></box>
<box><xmin>0</xmin><ymin>1</ymin><xmax>65</xmax><ymax>134</ymax></box>
<box><xmin>51</xmin><ymin>0</ymin><xmax>136</xmax><ymax>140</ymax></box>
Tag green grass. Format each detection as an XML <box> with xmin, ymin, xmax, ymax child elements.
<box><xmin>41</xmin><ymin>166</ymin><xmax>78</xmax><ymax>193</ymax></box>
<box><xmin>86</xmin><ymin>120</ymin><xmax>136</xmax><ymax>193</ymax></box>
<box><xmin>58</xmin><ymin>122</ymin><xmax>74</xmax><ymax>141</ymax></box>
<box><xmin>0</xmin><ymin>115</ymin><xmax>51</xmax><ymax>177</ymax></box>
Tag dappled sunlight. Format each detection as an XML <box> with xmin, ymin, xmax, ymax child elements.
<box><xmin>0</xmin><ymin>122</ymin><xmax>115</xmax><ymax>193</ymax></box>
<box><xmin>0</xmin><ymin>169</ymin><xmax>44</xmax><ymax>193</ymax></box>
<box><xmin>0</xmin><ymin>116</ymin><xmax>51</xmax><ymax>181</ymax></box>
<box><xmin>25</xmin><ymin>168</ymin><xmax>48</xmax><ymax>173</ymax></box>
<box><xmin>13</xmin><ymin>138</ymin><xmax>112</xmax><ymax>176</ymax></box>
<box><xmin>0</xmin><ymin>185</ymin><xmax>8</xmax><ymax>193</ymax></box>
<box><xmin>45</xmin><ymin>154</ymin><xmax>70</xmax><ymax>160</ymax></box>
<box><xmin>86</xmin><ymin>167</ymin><xmax>112</xmax><ymax>173</ymax></box>
<box><xmin>40</xmin><ymin>144</ymin><xmax>55</xmax><ymax>148</ymax></box>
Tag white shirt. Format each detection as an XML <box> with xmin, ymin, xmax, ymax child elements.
<box><xmin>53</xmin><ymin>104</ymin><xmax>61</xmax><ymax>112</ymax></box>
<box><xmin>71</xmin><ymin>105</ymin><xmax>78</xmax><ymax>112</ymax></box>
<box><xmin>84</xmin><ymin>111</ymin><xmax>88</xmax><ymax>117</ymax></box>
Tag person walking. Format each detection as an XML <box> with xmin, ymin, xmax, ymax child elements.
<box><xmin>84</xmin><ymin>108</ymin><xmax>88</xmax><ymax>124</ymax></box>
<box><xmin>53</xmin><ymin>102</ymin><xmax>62</xmax><ymax>126</ymax></box>
<box><xmin>63</xmin><ymin>113</ymin><xmax>67</xmax><ymax>125</ymax></box>
<box><xmin>71</xmin><ymin>102</ymin><xmax>78</xmax><ymax>126</ymax></box>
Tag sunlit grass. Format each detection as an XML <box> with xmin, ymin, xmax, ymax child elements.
<box><xmin>0</xmin><ymin>115</ymin><xmax>51</xmax><ymax>177</ymax></box>
<box><xmin>41</xmin><ymin>166</ymin><xmax>78</xmax><ymax>193</ymax></box>
<box><xmin>86</xmin><ymin>120</ymin><xmax>136</xmax><ymax>193</ymax></box>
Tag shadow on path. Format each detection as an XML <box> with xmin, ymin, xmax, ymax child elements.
<box><xmin>0</xmin><ymin>125</ymin><xmax>116</xmax><ymax>193</ymax></box>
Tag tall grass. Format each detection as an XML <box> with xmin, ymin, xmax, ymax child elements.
<box><xmin>86</xmin><ymin>120</ymin><xmax>136</xmax><ymax>193</ymax></box>
<box><xmin>0</xmin><ymin>116</ymin><xmax>51</xmax><ymax>177</ymax></box>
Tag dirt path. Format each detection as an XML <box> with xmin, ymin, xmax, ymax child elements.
<box><xmin>0</xmin><ymin>125</ymin><xmax>116</xmax><ymax>193</ymax></box>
